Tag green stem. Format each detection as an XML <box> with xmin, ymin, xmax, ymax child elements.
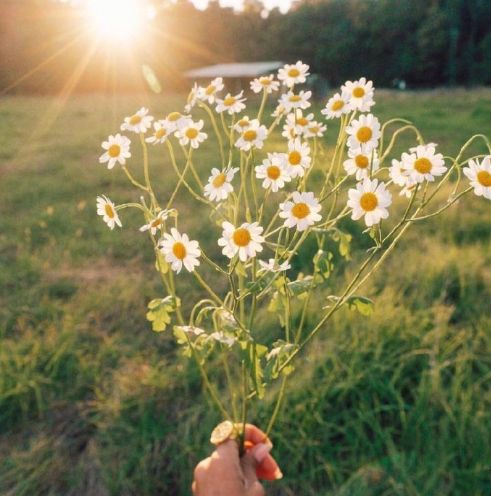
<box><xmin>265</xmin><ymin>375</ymin><xmax>287</xmax><ymax>437</ymax></box>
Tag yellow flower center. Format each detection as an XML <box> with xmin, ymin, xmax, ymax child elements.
<box><xmin>288</xmin><ymin>68</ymin><xmax>300</xmax><ymax>77</ymax></box>
<box><xmin>223</xmin><ymin>96</ymin><xmax>236</xmax><ymax>106</ymax></box>
<box><xmin>205</xmin><ymin>84</ymin><xmax>216</xmax><ymax>96</ymax></box>
<box><xmin>288</xmin><ymin>151</ymin><xmax>302</xmax><ymax>165</ymax></box>
<box><xmin>108</xmin><ymin>144</ymin><xmax>121</xmax><ymax>158</ymax></box>
<box><xmin>259</xmin><ymin>76</ymin><xmax>271</xmax><ymax>85</ymax></box>
<box><xmin>356</xmin><ymin>126</ymin><xmax>373</xmax><ymax>143</ymax></box>
<box><xmin>167</xmin><ymin>112</ymin><xmax>181</xmax><ymax>121</ymax></box>
<box><xmin>414</xmin><ymin>157</ymin><xmax>432</xmax><ymax>174</ymax></box>
<box><xmin>172</xmin><ymin>242</ymin><xmax>187</xmax><ymax>260</ymax></box>
<box><xmin>289</xmin><ymin>95</ymin><xmax>301</xmax><ymax>102</ymax></box>
<box><xmin>155</xmin><ymin>128</ymin><xmax>167</xmax><ymax>139</ymax></box>
<box><xmin>291</xmin><ymin>202</ymin><xmax>310</xmax><ymax>219</ymax></box>
<box><xmin>360</xmin><ymin>192</ymin><xmax>378</xmax><ymax>211</ymax></box>
<box><xmin>212</xmin><ymin>173</ymin><xmax>227</xmax><ymax>188</ymax></box>
<box><xmin>151</xmin><ymin>218</ymin><xmax>163</xmax><ymax>228</ymax></box>
<box><xmin>129</xmin><ymin>114</ymin><xmax>141</xmax><ymax>125</ymax></box>
<box><xmin>353</xmin><ymin>87</ymin><xmax>365</xmax><ymax>98</ymax></box>
<box><xmin>243</xmin><ymin>130</ymin><xmax>257</xmax><ymax>142</ymax></box>
<box><xmin>237</xmin><ymin>118</ymin><xmax>249</xmax><ymax>128</ymax></box>
<box><xmin>331</xmin><ymin>100</ymin><xmax>344</xmax><ymax>111</ymax></box>
<box><xmin>309</xmin><ymin>126</ymin><xmax>320</xmax><ymax>134</ymax></box>
<box><xmin>266</xmin><ymin>165</ymin><xmax>281</xmax><ymax>180</ymax></box>
<box><xmin>186</xmin><ymin>128</ymin><xmax>199</xmax><ymax>139</ymax></box>
<box><xmin>233</xmin><ymin>228</ymin><xmax>251</xmax><ymax>247</ymax></box>
<box><xmin>477</xmin><ymin>170</ymin><xmax>491</xmax><ymax>187</ymax></box>
<box><xmin>297</xmin><ymin>117</ymin><xmax>308</xmax><ymax>126</ymax></box>
<box><xmin>355</xmin><ymin>154</ymin><xmax>369</xmax><ymax>169</ymax></box>
<box><xmin>104</xmin><ymin>204</ymin><xmax>115</xmax><ymax>218</ymax></box>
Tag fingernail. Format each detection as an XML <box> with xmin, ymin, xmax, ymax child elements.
<box><xmin>262</xmin><ymin>436</ymin><xmax>273</xmax><ymax>449</ymax></box>
<box><xmin>274</xmin><ymin>468</ymin><xmax>283</xmax><ymax>480</ymax></box>
<box><xmin>252</xmin><ymin>442</ymin><xmax>272</xmax><ymax>463</ymax></box>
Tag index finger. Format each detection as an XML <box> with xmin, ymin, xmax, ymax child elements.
<box><xmin>243</xmin><ymin>424</ymin><xmax>282</xmax><ymax>481</ymax></box>
<box><xmin>244</xmin><ymin>424</ymin><xmax>272</xmax><ymax>447</ymax></box>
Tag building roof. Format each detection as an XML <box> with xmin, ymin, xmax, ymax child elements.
<box><xmin>185</xmin><ymin>62</ymin><xmax>283</xmax><ymax>79</ymax></box>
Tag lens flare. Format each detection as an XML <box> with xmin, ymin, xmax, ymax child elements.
<box><xmin>86</xmin><ymin>0</ymin><xmax>144</xmax><ymax>42</ymax></box>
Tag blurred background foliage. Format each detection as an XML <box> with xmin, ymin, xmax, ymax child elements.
<box><xmin>1</xmin><ymin>0</ymin><xmax>491</xmax><ymax>94</ymax></box>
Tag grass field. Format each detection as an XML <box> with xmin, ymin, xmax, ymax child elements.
<box><xmin>1</xmin><ymin>88</ymin><xmax>491</xmax><ymax>495</ymax></box>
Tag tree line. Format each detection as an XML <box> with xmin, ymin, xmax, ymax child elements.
<box><xmin>1</xmin><ymin>0</ymin><xmax>490</xmax><ymax>94</ymax></box>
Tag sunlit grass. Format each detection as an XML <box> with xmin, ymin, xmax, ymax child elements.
<box><xmin>1</xmin><ymin>89</ymin><xmax>490</xmax><ymax>495</ymax></box>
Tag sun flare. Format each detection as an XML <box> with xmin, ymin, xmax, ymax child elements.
<box><xmin>86</xmin><ymin>0</ymin><xmax>145</xmax><ymax>42</ymax></box>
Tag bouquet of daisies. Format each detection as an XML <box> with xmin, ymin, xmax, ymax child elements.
<box><xmin>96</xmin><ymin>61</ymin><xmax>491</xmax><ymax>442</ymax></box>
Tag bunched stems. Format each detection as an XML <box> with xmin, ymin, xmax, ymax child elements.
<box><xmin>102</xmin><ymin>77</ymin><xmax>489</xmax><ymax>453</ymax></box>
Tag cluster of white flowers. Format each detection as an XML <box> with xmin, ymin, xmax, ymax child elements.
<box><xmin>96</xmin><ymin>60</ymin><xmax>491</xmax><ymax>279</ymax></box>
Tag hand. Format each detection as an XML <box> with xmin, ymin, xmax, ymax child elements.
<box><xmin>192</xmin><ymin>424</ymin><xmax>282</xmax><ymax>496</ymax></box>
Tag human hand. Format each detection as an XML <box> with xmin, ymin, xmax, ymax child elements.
<box><xmin>192</xmin><ymin>424</ymin><xmax>282</xmax><ymax>496</ymax></box>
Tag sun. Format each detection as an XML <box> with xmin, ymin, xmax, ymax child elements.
<box><xmin>86</xmin><ymin>0</ymin><xmax>145</xmax><ymax>42</ymax></box>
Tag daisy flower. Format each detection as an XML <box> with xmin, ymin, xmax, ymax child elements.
<box><xmin>121</xmin><ymin>107</ymin><xmax>153</xmax><ymax>134</ymax></box>
<box><xmin>285</xmin><ymin>138</ymin><xmax>311</xmax><ymax>178</ymax></box>
<box><xmin>321</xmin><ymin>92</ymin><xmax>352</xmax><ymax>119</ymax></box>
<box><xmin>197</xmin><ymin>77</ymin><xmax>224</xmax><ymax>104</ymax></box>
<box><xmin>218</xmin><ymin>222</ymin><xmax>265</xmax><ymax>262</ymax></box>
<box><xmin>204</xmin><ymin>167</ymin><xmax>239</xmax><ymax>202</ymax></box>
<box><xmin>347</xmin><ymin>178</ymin><xmax>392</xmax><ymax>227</ymax></box>
<box><xmin>279</xmin><ymin>191</ymin><xmax>322</xmax><ymax>231</ymax></box>
<box><xmin>401</xmin><ymin>144</ymin><xmax>447</xmax><ymax>183</ymax></box>
<box><xmin>271</xmin><ymin>103</ymin><xmax>286</xmax><ymax>118</ymax></box>
<box><xmin>184</xmin><ymin>82</ymin><xmax>200</xmax><ymax>113</ymax></box>
<box><xmin>159</xmin><ymin>228</ymin><xmax>201</xmax><ymax>274</ymax></box>
<box><xmin>278</xmin><ymin>61</ymin><xmax>310</xmax><ymax>87</ymax></box>
<box><xmin>255</xmin><ymin>153</ymin><xmax>292</xmax><ymax>192</ymax></box>
<box><xmin>346</xmin><ymin>114</ymin><xmax>381</xmax><ymax>151</ymax></box>
<box><xmin>258</xmin><ymin>258</ymin><xmax>291</xmax><ymax>273</ymax></box>
<box><xmin>139</xmin><ymin>210</ymin><xmax>169</xmax><ymax>235</ymax></box>
<box><xmin>146</xmin><ymin>120</ymin><xmax>172</xmax><ymax>145</ymax></box>
<box><xmin>175</xmin><ymin>119</ymin><xmax>207</xmax><ymax>148</ymax></box>
<box><xmin>282</xmin><ymin>110</ymin><xmax>314</xmax><ymax>139</ymax></box>
<box><xmin>304</xmin><ymin>121</ymin><xmax>327</xmax><ymax>139</ymax></box>
<box><xmin>99</xmin><ymin>134</ymin><xmax>131</xmax><ymax>169</ymax></box>
<box><xmin>235</xmin><ymin>119</ymin><xmax>268</xmax><ymax>152</ymax></box>
<box><xmin>233</xmin><ymin>116</ymin><xmax>253</xmax><ymax>133</ymax></box>
<box><xmin>344</xmin><ymin>146</ymin><xmax>380</xmax><ymax>180</ymax></box>
<box><xmin>165</xmin><ymin>112</ymin><xmax>190</xmax><ymax>132</ymax></box>
<box><xmin>341</xmin><ymin>77</ymin><xmax>375</xmax><ymax>112</ymax></box>
<box><xmin>250</xmin><ymin>75</ymin><xmax>280</xmax><ymax>94</ymax></box>
<box><xmin>389</xmin><ymin>158</ymin><xmax>416</xmax><ymax>198</ymax></box>
<box><xmin>279</xmin><ymin>90</ymin><xmax>312</xmax><ymax>113</ymax></box>
<box><xmin>96</xmin><ymin>195</ymin><xmax>122</xmax><ymax>230</ymax></box>
<box><xmin>463</xmin><ymin>156</ymin><xmax>491</xmax><ymax>200</ymax></box>
<box><xmin>215</xmin><ymin>92</ymin><xmax>246</xmax><ymax>115</ymax></box>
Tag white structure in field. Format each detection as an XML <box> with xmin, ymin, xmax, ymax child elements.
<box><xmin>185</xmin><ymin>61</ymin><xmax>284</xmax><ymax>91</ymax></box>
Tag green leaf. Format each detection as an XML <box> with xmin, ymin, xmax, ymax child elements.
<box><xmin>146</xmin><ymin>296</ymin><xmax>179</xmax><ymax>332</ymax></box>
<box><xmin>268</xmin><ymin>291</ymin><xmax>286</xmax><ymax>327</ymax></box>
<box><xmin>347</xmin><ymin>295</ymin><xmax>374</xmax><ymax>316</ymax></box>
<box><xmin>245</xmin><ymin>272</ymin><xmax>275</xmax><ymax>295</ymax></box>
<box><xmin>154</xmin><ymin>251</ymin><xmax>169</xmax><ymax>274</ymax></box>
<box><xmin>250</xmin><ymin>344</ymin><xmax>266</xmax><ymax>399</ymax></box>
<box><xmin>265</xmin><ymin>340</ymin><xmax>298</xmax><ymax>379</ymax></box>
<box><xmin>234</xmin><ymin>261</ymin><xmax>247</xmax><ymax>278</ymax></box>
<box><xmin>287</xmin><ymin>275</ymin><xmax>315</xmax><ymax>296</ymax></box>
<box><xmin>313</xmin><ymin>250</ymin><xmax>334</xmax><ymax>279</ymax></box>
<box><xmin>328</xmin><ymin>228</ymin><xmax>352</xmax><ymax>260</ymax></box>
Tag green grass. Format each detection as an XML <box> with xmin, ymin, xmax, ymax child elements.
<box><xmin>1</xmin><ymin>89</ymin><xmax>491</xmax><ymax>495</ymax></box>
